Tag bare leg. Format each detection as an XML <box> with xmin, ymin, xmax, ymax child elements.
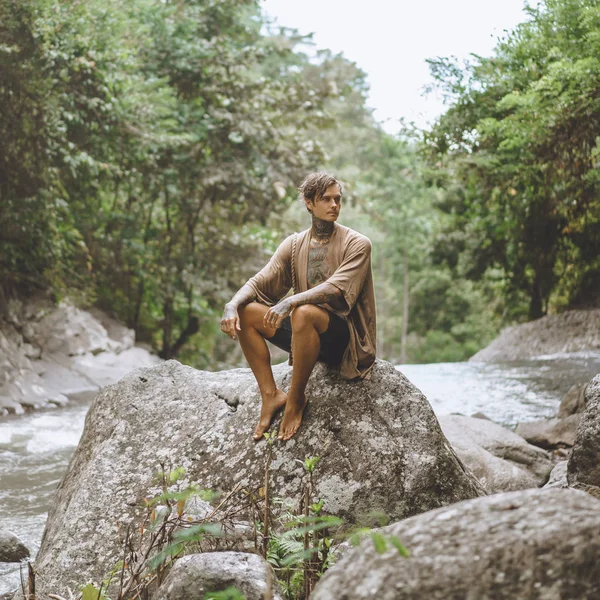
<box><xmin>278</xmin><ymin>305</ymin><xmax>330</xmax><ymax>441</ymax></box>
<box><xmin>238</xmin><ymin>303</ymin><xmax>288</xmax><ymax>440</ymax></box>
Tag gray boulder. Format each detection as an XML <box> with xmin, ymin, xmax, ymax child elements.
<box><xmin>0</xmin><ymin>530</ymin><xmax>29</xmax><ymax>562</ymax></box>
<box><xmin>515</xmin><ymin>414</ymin><xmax>580</xmax><ymax>449</ymax></box>
<box><xmin>0</xmin><ymin>298</ymin><xmax>161</xmax><ymax>415</ymax></box>
<box><xmin>568</xmin><ymin>374</ymin><xmax>600</xmax><ymax>493</ymax></box>
<box><xmin>27</xmin><ymin>302</ymin><xmax>118</xmax><ymax>356</ymax></box>
<box><xmin>543</xmin><ymin>460</ymin><xmax>568</xmax><ymax>489</ymax></box>
<box><xmin>153</xmin><ymin>552</ymin><xmax>281</xmax><ymax>600</ymax></box>
<box><xmin>312</xmin><ymin>488</ymin><xmax>600</xmax><ymax>600</ymax></box>
<box><xmin>558</xmin><ymin>382</ymin><xmax>589</xmax><ymax>418</ymax></box>
<box><xmin>470</xmin><ymin>309</ymin><xmax>600</xmax><ymax>362</ymax></box>
<box><xmin>438</xmin><ymin>414</ymin><xmax>554</xmax><ymax>492</ymax></box>
<box><xmin>30</xmin><ymin>359</ymin><xmax>483</xmax><ymax>597</ymax></box>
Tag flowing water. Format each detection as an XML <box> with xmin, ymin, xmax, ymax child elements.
<box><xmin>1</xmin><ymin>353</ymin><xmax>600</xmax><ymax>593</ymax></box>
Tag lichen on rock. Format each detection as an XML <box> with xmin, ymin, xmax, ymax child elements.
<box><xmin>28</xmin><ymin>358</ymin><xmax>484</xmax><ymax>597</ymax></box>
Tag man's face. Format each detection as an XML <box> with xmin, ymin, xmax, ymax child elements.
<box><xmin>306</xmin><ymin>184</ymin><xmax>342</xmax><ymax>221</ymax></box>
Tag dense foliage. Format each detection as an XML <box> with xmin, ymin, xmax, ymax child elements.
<box><xmin>1</xmin><ymin>0</ymin><xmax>598</xmax><ymax>366</ymax></box>
<box><xmin>0</xmin><ymin>0</ymin><xmax>329</xmax><ymax>361</ymax></box>
<box><xmin>425</xmin><ymin>0</ymin><xmax>600</xmax><ymax>320</ymax></box>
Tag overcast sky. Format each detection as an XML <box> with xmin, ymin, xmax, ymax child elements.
<box><xmin>261</xmin><ymin>0</ymin><xmax>530</xmax><ymax>132</ymax></box>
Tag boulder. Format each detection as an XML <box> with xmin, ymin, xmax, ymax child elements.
<box><xmin>153</xmin><ymin>552</ymin><xmax>281</xmax><ymax>600</ymax></box>
<box><xmin>470</xmin><ymin>309</ymin><xmax>600</xmax><ymax>362</ymax></box>
<box><xmin>312</xmin><ymin>488</ymin><xmax>600</xmax><ymax>600</ymax></box>
<box><xmin>543</xmin><ymin>460</ymin><xmax>568</xmax><ymax>489</ymax></box>
<box><xmin>30</xmin><ymin>359</ymin><xmax>483</xmax><ymax>597</ymax></box>
<box><xmin>0</xmin><ymin>395</ymin><xmax>24</xmax><ymax>416</ymax></box>
<box><xmin>568</xmin><ymin>374</ymin><xmax>600</xmax><ymax>492</ymax></box>
<box><xmin>0</xmin><ymin>298</ymin><xmax>161</xmax><ymax>415</ymax></box>
<box><xmin>515</xmin><ymin>414</ymin><xmax>580</xmax><ymax>449</ymax></box>
<box><xmin>87</xmin><ymin>307</ymin><xmax>135</xmax><ymax>352</ymax></box>
<box><xmin>0</xmin><ymin>529</ymin><xmax>30</xmax><ymax>562</ymax></box>
<box><xmin>27</xmin><ymin>302</ymin><xmax>116</xmax><ymax>357</ymax></box>
<box><xmin>438</xmin><ymin>414</ymin><xmax>554</xmax><ymax>492</ymax></box>
<box><xmin>558</xmin><ymin>382</ymin><xmax>589</xmax><ymax>418</ymax></box>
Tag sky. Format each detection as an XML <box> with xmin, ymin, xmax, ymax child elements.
<box><xmin>261</xmin><ymin>0</ymin><xmax>531</xmax><ymax>133</ymax></box>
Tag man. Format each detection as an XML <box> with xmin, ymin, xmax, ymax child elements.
<box><xmin>220</xmin><ymin>172</ymin><xmax>376</xmax><ymax>441</ymax></box>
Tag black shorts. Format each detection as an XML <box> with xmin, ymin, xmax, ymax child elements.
<box><xmin>267</xmin><ymin>310</ymin><xmax>350</xmax><ymax>366</ymax></box>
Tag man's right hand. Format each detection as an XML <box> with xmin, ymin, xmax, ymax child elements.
<box><xmin>220</xmin><ymin>303</ymin><xmax>241</xmax><ymax>340</ymax></box>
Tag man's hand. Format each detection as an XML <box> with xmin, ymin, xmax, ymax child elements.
<box><xmin>263</xmin><ymin>298</ymin><xmax>293</xmax><ymax>330</ymax></box>
<box><xmin>221</xmin><ymin>303</ymin><xmax>241</xmax><ymax>340</ymax></box>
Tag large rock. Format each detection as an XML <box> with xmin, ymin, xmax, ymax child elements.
<box><xmin>543</xmin><ymin>460</ymin><xmax>568</xmax><ymax>489</ymax></box>
<box><xmin>312</xmin><ymin>488</ymin><xmax>600</xmax><ymax>600</ymax></box>
<box><xmin>438</xmin><ymin>414</ymin><xmax>554</xmax><ymax>492</ymax></box>
<box><xmin>0</xmin><ymin>529</ymin><xmax>29</xmax><ymax>562</ymax></box>
<box><xmin>515</xmin><ymin>414</ymin><xmax>580</xmax><ymax>449</ymax></box>
<box><xmin>568</xmin><ymin>374</ymin><xmax>600</xmax><ymax>492</ymax></box>
<box><xmin>30</xmin><ymin>359</ymin><xmax>483</xmax><ymax>597</ymax></box>
<box><xmin>27</xmin><ymin>302</ymin><xmax>122</xmax><ymax>356</ymax></box>
<box><xmin>470</xmin><ymin>309</ymin><xmax>600</xmax><ymax>362</ymax></box>
<box><xmin>153</xmin><ymin>552</ymin><xmax>281</xmax><ymax>600</ymax></box>
<box><xmin>558</xmin><ymin>382</ymin><xmax>589</xmax><ymax>418</ymax></box>
<box><xmin>0</xmin><ymin>298</ymin><xmax>161</xmax><ymax>415</ymax></box>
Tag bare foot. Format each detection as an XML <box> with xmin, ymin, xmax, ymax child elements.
<box><xmin>254</xmin><ymin>389</ymin><xmax>288</xmax><ymax>441</ymax></box>
<box><xmin>278</xmin><ymin>393</ymin><xmax>307</xmax><ymax>441</ymax></box>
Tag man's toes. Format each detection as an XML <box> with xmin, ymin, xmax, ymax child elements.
<box><xmin>254</xmin><ymin>422</ymin><xmax>269</xmax><ymax>440</ymax></box>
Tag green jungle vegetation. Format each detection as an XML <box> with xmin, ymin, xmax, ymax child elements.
<box><xmin>1</xmin><ymin>0</ymin><xmax>599</xmax><ymax>367</ymax></box>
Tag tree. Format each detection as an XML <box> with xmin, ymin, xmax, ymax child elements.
<box><xmin>425</xmin><ymin>0</ymin><xmax>600</xmax><ymax>319</ymax></box>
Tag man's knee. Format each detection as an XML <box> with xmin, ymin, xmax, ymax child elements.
<box><xmin>239</xmin><ymin>302</ymin><xmax>267</xmax><ymax>326</ymax></box>
<box><xmin>291</xmin><ymin>304</ymin><xmax>329</xmax><ymax>334</ymax></box>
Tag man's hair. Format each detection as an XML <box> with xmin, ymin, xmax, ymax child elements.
<box><xmin>298</xmin><ymin>172</ymin><xmax>343</xmax><ymax>211</ymax></box>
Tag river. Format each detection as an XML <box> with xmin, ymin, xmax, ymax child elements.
<box><xmin>1</xmin><ymin>353</ymin><xmax>600</xmax><ymax>593</ymax></box>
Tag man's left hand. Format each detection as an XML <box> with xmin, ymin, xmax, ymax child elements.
<box><xmin>264</xmin><ymin>298</ymin><xmax>293</xmax><ymax>330</ymax></box>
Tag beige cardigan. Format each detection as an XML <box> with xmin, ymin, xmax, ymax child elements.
<box><xmin>246</xmin><ymin>223</ymin><xmax>376</xmax><ymax>380</ymax></box>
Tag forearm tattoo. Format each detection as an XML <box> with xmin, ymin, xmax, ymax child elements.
<box><xmin>292</xmin><ymin>282</ymin><xmax>344</xmax><ymax>310</ymax></box>
<box><xmin>228</xmin><ymin>283</ymin><xmax>256</xmax><ymax>308</ymax></box>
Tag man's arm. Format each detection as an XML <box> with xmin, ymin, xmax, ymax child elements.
<box><xmin>221</xmin><ymin>235</ymin><xmax>294</xmax><ymax>339</ymax></box>
<box><xmin>263</xmin><ymin>282</ymin><xmax>345</xmax><ymax>330</ymax></box>
<box><xmin>221</xmin><ymin>284</ymin><xmax>257</xmax><ymax>340</ymax></box>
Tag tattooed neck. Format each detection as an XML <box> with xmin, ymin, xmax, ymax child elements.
<box><xmin>311</xmin><ymin>215</ymin><xmax>334</xmax><ymax>241</ymax></box>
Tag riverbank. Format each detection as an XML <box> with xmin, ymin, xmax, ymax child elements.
<box><xmin>471</xmin><ymin>309</ymin><xmax>600</xmax><ymax>362</ymax></box>
<box><xmin>0</xmin><ymin>296</ymin><xmax>162</xmax><ymax>417</ymax></box>
<box><xmin>3</xmin><ymin>353</ymin><xmax>600</xmax><ymax>596</ymax></box>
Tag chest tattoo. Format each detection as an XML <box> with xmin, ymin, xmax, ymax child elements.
<box><xmin>307</xmin><ymin>238</ymin><xmax>331</xmax><ymax>289</ymax></box>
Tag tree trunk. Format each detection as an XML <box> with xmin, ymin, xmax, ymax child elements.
<box><xmin>160</xmin><ymin>296</ymin><xmax>174</xmax><ymax>359</ymax></box>
<box><xmin>400</xmin><ymin>242</ymin><xmax>409</xmax><ymax>364</ymax></box>
<box><xmin>529</xmin><ymin>271</ymin><xmax>545</xmax><ymax>321</ymax></box>
<box><xmin>377</xmin><ymin>249</ymin><xmax>385</xmax><ymax>357</ymax></box>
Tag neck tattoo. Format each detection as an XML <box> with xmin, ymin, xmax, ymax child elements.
<box><xmin>311</xmin><ymin>215</ymin><xmax>334</xmax><ymax>241</ymax></box>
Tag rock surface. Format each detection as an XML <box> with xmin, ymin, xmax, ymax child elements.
<box><xmin>438</xmin><ymin>414</ymin><xmax>554</xmax><ymax>492</ymax></box>
<box><xmin>312</xmin><ymin>488</ymin><xmax>600</xmax><ymax>600</ymax></box>
<box><xmin>558</xmin><ymin>382</ymin><xmax>589</xmax><ymax>418</ymax></box>
<box><xmin>0</xmin><ymin>297</ymin><xmax>161</xmax><ymax>415</ymax></box>
<box><xmin>153</xmin><ymin>552</ymin><xmax>281</xmax><ymax>600</ymax></box>
<box><xmin>470</xmin><ymin>309</ymin><xmax>600</xmax><ymax>362</ymax></box>
<box><xmin>0</xmin><ymin>530</ymin><xmax>30</xmax><ymax>562</ymax></box>
<box><xmin>568</xmin><ymin>374</ymin><xmax>600</xmax><ymax>492</ymax></box>
<box><xmin>543</xmin><ymin>460</ymin><xmax>568</xmax><ymax>489</ymax></box>
<box><xmin>30</xmin><ymin>359</ymin><xmax>483</xmax><ymax>597</ymax></box>
<box><xmin>515</xmin><ymin>414</ymin><xmax>580</xmax><ymax>449</ymax></box>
